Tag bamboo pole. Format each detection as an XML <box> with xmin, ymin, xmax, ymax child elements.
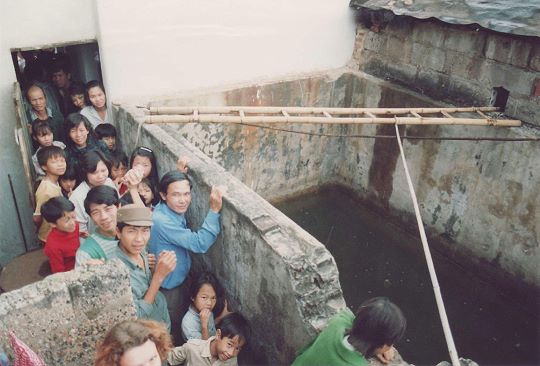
<box><xmin>148</xmin><ymin>105</ymin><xmax>501</xmax><ymax>115</ymax></box>
<box><xmin>145</xmin><ymin>114</ymin><xmax>521</xmax><ymax>126</ymax></box>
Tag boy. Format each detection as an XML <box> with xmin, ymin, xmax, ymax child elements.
<box><xmin>68</xmin><ymin>82</ymin><xmax>86</xmax><ymax>110</ymax></box>
<box><xmin>75</xmin><ymin>186</ymin><xmax>120</xmax><ymax>267</ymax></box>
<box><xmin>41</xmin><ymin>197</ymin><xmax>80</xmax><ymax>273</ymax></box>
<box><xmin>292</xmin><ymin>297</ymin><xmax>406</xmax><ymax>366</ymax></box>
<box><xmin>31</xmin><ymin>120</ymin><xmax>65</xmax><ymax>178</ymax></box>
<box><xmin>110</xmin><ymin>151</ymin><xmax>129</xmax><ymax>196</ymax></box>
<box><xmin>95</xmin><ymin>123</ymin><xmax>119</xmax><ymax>153</ymax></box>
<box><xmin>33</xmin><ymin>145</ymin><xmax>67</xmax><ymax>243</ymax></box>
<box><xmin>168</xmin><ymin>312</ymin><xmax>251</xmax><ymax>366</ymax></box>
<box><xmin>59</xmin><ymin>165</ymin><xmax>78</xmax><ymax>198</ymax></box>
<box><xmin>114</xmin><ymin>204</ymin><xmax>177</xmax><ymax>329</ymax></box>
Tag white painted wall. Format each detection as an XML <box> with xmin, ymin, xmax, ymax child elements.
<box><xmin>0</xmin><ymin>0</ymin><xmax>97</xmax><ymax>262</ymax></box>
<box><xmin>95</xmin><ymin>0</ymin><xmax>356</xmax><ymax>99</ymax></box>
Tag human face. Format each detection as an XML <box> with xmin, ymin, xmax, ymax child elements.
<box><xmin>111</xmin><ymin>163</ymin><xmax>127</xmax><ymax>180</ymax></box>
<box><xmin>35</xmin><ymin>130</ymin><xmax>53</xmax><ymax>147</ymax></box>
<box><xmin>119</xmin><ymin>339</ymin><xmax>161</xmax><ymax>366</ymax></box>
<box><xmin>138</xmin><ymin>182</ymin><xmax>154</xmax><ymax>206</ymax></box>
<box><xmin>89</xmin><ymin>202</ymin><xmax>117</xmax><ymax>233</ymax></box>
<box><xmin>42</xmin><ymin>155</ymin><xmax>66</xmax><ymax>177</ymax></box>
<box><xmin>27</xmin><ymin>87</ymin><xmax>47</xmax><ymax>113</ymax></box>
<box><xmin>60</xmin><ymin>178</ymin><xmax>76</xmax><ymax>193</ymax></box>
<box><xmin>117</xmin><ymin>225</ymin><xmax>151</xmax><ymax>256</ymax></box>
<box><xmin>213</xmin><ymin>332</ymin><xmax>245</xmax><ymax>362</ymax></box>
<box><xmin>53</xmin><ymin>211</ymin><xmax>77</xmax><ymax>233</ymax></box>
<box><xmin>102</xmin><ymin>136</ymin><xmax>116</xmax><ymax>151</ymax></box>
<box><xmin>52</xmin><ymin>70</ymin><xmax>70</xmax><ymax>89</ymax></box>
<box><xmin>71</xmin><ymin>94</ymin><xmax>86</xmax><ymax>109</ymax></box>
<box><xmin>87</xmin><ymin>161</ymin><xmax>109</xmax><ymax>187</ymax></box>
<box><xmin>193</xmin><ymin>284</ymin><xmax>217</xmax><ymax>313</ymax></box>
<box><xmin>69</xmin><ymin>122</ymin><xmax>89</xmax><ymax>147</ymax></box>
<box><xmin>160</xmin><ymin>180</ymin><xmax>191</xmax><ymax>214</ymax></box>
<box><xmin>88</xmin><ymin>86</ymin><xmax>106</xmax><ymax>109</ymax></box>
<box><xmin>132</xmin><ymin>155</ymin><xmax>152</xmax><ymax>179</ymax></box>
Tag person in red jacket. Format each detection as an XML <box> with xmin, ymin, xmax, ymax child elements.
<box><xmin>41</xmin><ymin>196</ymin><xmax>80</xmax><ymax>273</ymax></box>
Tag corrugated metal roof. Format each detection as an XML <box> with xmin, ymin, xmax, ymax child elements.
<box><xmin>349</xmin><ymin>0</ymin><xmax>540</xmax><ymax>37</ymax></box>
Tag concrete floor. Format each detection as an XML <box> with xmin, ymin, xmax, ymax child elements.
<box><xmin>0</xmin><ymin>249</ymin><xmax>51</xmax><ymax>293</ymax></box>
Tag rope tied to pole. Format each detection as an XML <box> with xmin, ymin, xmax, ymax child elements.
<box><xmin>394</xmin><ymin>123</ymin><xmax>461</xmax><ymax>366</ymax></box>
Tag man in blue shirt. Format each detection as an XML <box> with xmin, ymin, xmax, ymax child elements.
<box><xmin>149</xmin><ymin>169</ymin><xmax>223</xmax><ymax>344</ymax></box>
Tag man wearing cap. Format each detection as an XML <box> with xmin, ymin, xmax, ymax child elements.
<box><xmin>115</xmin><ymin>204</ymin><xmax>177</xmax><ymax>330</ymax></box>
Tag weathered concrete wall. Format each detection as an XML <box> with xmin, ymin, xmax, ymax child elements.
<box><xmin>115</xmin><ymin>106</ymin><xmax>346</xmax><ymax>364</ymax></box>
<box><xmin>131</xmin><ymin>68</ymin><xmax>539</xmax><ymax>293</ymax></box>
<box><xmin>0</xmin><ymin>261</ymin><xmax>136</xmax><ymax>365</ymax></box>
<box><xmin>350</xmin><ymin>14</ymin><xmax>540</xmax><ymax>127</ymax></box>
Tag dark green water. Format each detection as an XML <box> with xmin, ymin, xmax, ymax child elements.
<box><xmin>275</xmin><ymin>188</ymin><xmax>539</xmax><ymax>366</ymax></box>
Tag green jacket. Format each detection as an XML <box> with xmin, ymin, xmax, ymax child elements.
<box><xmin>292</xmin><ymin>309</ymin><xmax>368</xmax><ymax>366</ymax></box>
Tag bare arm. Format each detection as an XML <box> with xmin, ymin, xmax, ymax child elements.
<box><xmin>143</xmin><ymin>251</ymin><xmax>176</xmax><ymax>304</ymax></box>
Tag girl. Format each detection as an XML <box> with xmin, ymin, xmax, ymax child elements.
<box><xmin>31</xmin><ymin>120</ymin><xmax>65</xmax><ymax>178</ymax></box>
<box><xmin>130</xmin><ymin>146</ymin><xmax>159</xmax><ymax>193</ymax></box>
<box><xmin>95</xmin><ymin>319</ymin><xmax>172</xmax><ymax>366</ymax></box>
<box><xmin>138</xmin><ymin>177</ymin><xmax>157</xmax><ymax>209</ymax></box>
<box><xmin>64</xmin><ymin>112</ymin><xmax>109</xmax><ymax>172</ymax></box>
<box><xmin>110</xmin><ymin>151</ymin><xmax>129</xmax><ymax>196</ymax></box>
<box><xmin>69</xmin><ymin>150</ymin><xmax>117</xmax><ymax>238</ymax></box>
<box><xmin>68</xmin><ymin>82</ymin><xmax>87</xmax><ymax>111</ymax></box>
<box><xmin>181</xmin><ymin>271</ymin><xmax>230</xmax><ymax>341</ymax></box>
<box><xmin>81</xmin><ymin>80</ymin><xmax>113</xmax><ymax>128</ymax></box>
<box><xmin>59</xmin><ymin>165</ymin><xmax>79</xmax><ymax>198</ymax></box>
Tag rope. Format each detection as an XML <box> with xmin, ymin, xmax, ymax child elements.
<box><xmin>394</xmin><ymin>124</ymin><xmax>460</xmax><ymax>366</ymax></box>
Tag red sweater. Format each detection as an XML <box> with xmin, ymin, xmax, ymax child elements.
<box><xmin>44</xmin><ymin>222</ymin><xmax>80</xmax><ymax>273</ymax></box>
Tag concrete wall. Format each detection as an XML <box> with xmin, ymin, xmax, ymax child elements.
<box><xmin>134</xmin><ymin>68</ymin><xmax>539</xmax><ymax>293</ymax></box>
<box><xmin>351</xmin><ymin>14</ymin><xmax>540</xmax><ymax>127</ymax></box>
<box><xmin>115</xmin><ymin>106</ymin><xmax>346</xmax><ymax>364</ymax></box>
<box><xmin>0</xmin><ymin>261</ymin><xmax>136</xmax><ymax>366</ymax></box>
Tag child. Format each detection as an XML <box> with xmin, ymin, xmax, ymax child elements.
<box><xmin>169</xmin><ymin>312</ymin><xmax>251</xmax><ymax>366</ymax></box>
<box><xmin>138</xmin><ymin>177</ymin><xmax>157</xmax><ymax>209</ymax></box>
<box><xmin>33</xmin><ymin>145</ymin><xmax>67</xmax><ymax>243</ymax></box>
<box><xmin>292</xmin><ymin>297</ymin><xmax>406</xmax><ymax>366</ymax></box>
<box><xmin>63</xmin><ymin>112</ymin><xmax>109</xmax><ymax>172</ymax></box>
<box><xmin>130</xmin><ymin>146</ymin><xmax>159</xmax><ymax>193</ymax></box>
<box><xmin>59</xmin><ymin>165</ymin><xmax>78</xmax><ymax>198</ymax></box>
<box><xmin>95</xmin><ymin>123</ymin><xmax>120</xmax><ymax>153</ymax></box>
<box><xmin>31</xmin><ymin>120</ymin><xmax>65</xmax><ymax>178</ymax></box>
<box><xmin>182</xmin><ymin>271</ymin><xmax>224</xmax><ymax>341</ymax></box>
<box><xmin>110</xmin><ymin>151</ymin><xmax>129</xmax><ymax>196</ymax></box>
<box><xmin>68</xmin><ymin>82</ymin><xmax>87</xmax><ymax>111</ymax></box>
<box><xmin>41</xmin><ymin>196</ymin><xmax>80</xmax><ymax>273</ymax></box>
<box><xmin>95</xmin><ymin>319</ymin><xmax>172</xmax><ymax>366</ymax></box>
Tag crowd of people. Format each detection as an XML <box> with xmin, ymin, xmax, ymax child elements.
<box><xmin>18</xmin><ymin>52</ymin><xmax>408</xmax><ymax>366</ymax></box>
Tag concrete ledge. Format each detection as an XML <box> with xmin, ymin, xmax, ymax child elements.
<box><xmin>0</xmin><ymin>260</ymin><xmax>136</xmax><ymax>365</ymax></box>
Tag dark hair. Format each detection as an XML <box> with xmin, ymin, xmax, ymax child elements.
<box><xmin>138</xmin><ymin>177</ymin><xmax>158</xmax><ymax>206</ymax></box>
<box><xmin>190</xmin><ymin>271</ymin><xmax>225</xmax><ymax>318</ymax></box>
<box><xmin>158</xmin><ymin>171</ymin><xmax>191</xmax><ymax>197</ymax></box>
<box><xmin>64</xmin><ymin>112</ymin><xmax>95</xmax><ymax>147</ymax></box>
<box><xmin>31</xmin><ymin>120</ymin><xmax>53</xmax><ymax>138</ymax></box>
<box><xmin>348</xmin><ymin>297</ymin><xmax>406</xmax><ymax>358</ymax></box>
<box><xmin>95</xmin><ymin>319</ymin><xmax>172</xmax><ymax>366</ymax></box>
<box><xmin>60</xmin><ymin>165</ymin><xmax>79</xmax><ymax>189</ymax></box>
<box><xmin>218</xmin><ymin>313</ymin><xmax>251</xmax><ymax>345</ymax></box>
<box><xmin>80</xmin><ymin>150</ymin><xmax>110</xmax><ymax>183</ymax></box>
<box><xmin>68</xmin><ymin>81</ymin><xmax>86</xmax><ymax>97</ymax></box>
<box><xmin>37</xmin><ymin>145</ymin><xmax>65</xmax><ymax>167</ymax></box>
<box><xmin>85</xmin><ymin>80</ymin><xmax>106</xmax><ymax>105</ymax></box>
<box><xmin>110</xmin><ymin>151</ymin><xmax>128</xmax><ymax>169</ymax></box>
<box><xmin>131</xmin><ymin>146</ymin><xmax>159</xmax><ymax>191</ymax></box>
<box><xmin>95</xmin><ymin>123</ymin><xmax>117</xmax><ymax>139</ymax></box>
<box><xmin>49</xmin><ymin>58</ymin><xmax>71</xmax><ymax>75</ymax></box>
<box><xmin>41</xmin><ymin>196</ymin><xmax>75</xmax><ymax>223</ymax></box>
<box><xmin>84</xmin><ymin>185</ymin><xmax>120</xmax><ymax>215</ymax></box>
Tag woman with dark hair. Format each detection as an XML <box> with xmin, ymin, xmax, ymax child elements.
<box><xmin>130</xmin><ymin>146</ymin><xmax>159</xmax><ymax>193</ymax></box>
<box><xmin>95</xmin><ymin>319</ymin><xmax>172</xmax><ymax>366</ymax></box>
<box><xmin>64</xmin><ymin>112</ymin><xmax>109</xmax><ymax>172</ymax></box>
<box><xmin>292</xmin><ymin>297</ymin><xmax>406</xmax><ymax>366</ymax></box>
<box><xmin>81</xmin><ymin>80</ymin><xmax>113</xmax><ymax>128</ymax></box>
